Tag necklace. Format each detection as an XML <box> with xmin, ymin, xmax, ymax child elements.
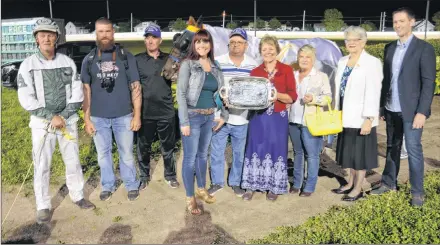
<box><xmin>265</xmin><ymin>68</ymin><xmax>277</xmax><ymax>81</ymax></box>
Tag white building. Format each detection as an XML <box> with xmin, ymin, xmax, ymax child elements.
<box><xmin>313</xmin><ymin>23</ymin><xmax>326</xmax><ymax>32</ymax></box>
<box><xmin>65</xmin><ymin>22</ymin><xmax>90</xmax><ymax>34</ymax></box>
<box><xmin>414</xmin><ymin>19</ymin><xmax>435</xmax><ymax>32</ymax></box>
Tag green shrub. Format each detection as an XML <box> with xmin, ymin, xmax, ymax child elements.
<box><xmin>250</xmin><ymin>171</ymin><xmax>440</xmax><ymax>244</ymax></box>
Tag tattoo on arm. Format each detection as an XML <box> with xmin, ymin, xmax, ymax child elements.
<box><xmin>131</xmin><ymin>81</ymin><xmax>142</xmax><ymax>116</ymax></box>
<box><xmin>83</xmin><ymin>84</ymin><xmax>92</xmax><ymax>121</ymax></box>
<box><xmin>130</xmin><ymin>81</ymin><xmax>142</xmax><ymax>101</ymax></box>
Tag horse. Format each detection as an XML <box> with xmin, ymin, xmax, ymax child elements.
<box><xmin>161</xmin><ymin>16</ymin><xmax>203</xmax><ymax>82</ymax></box>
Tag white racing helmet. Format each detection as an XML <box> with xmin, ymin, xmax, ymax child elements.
<box><xmin>33</xmin><ymin>18</ymin><xmax>61</xmax><ymax>37</ymax></box>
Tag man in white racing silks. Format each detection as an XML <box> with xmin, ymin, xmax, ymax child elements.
<box><xmin>17</xmin><ymin>18</ymin><xmax>95</xmax><ymax>224</ymax></box>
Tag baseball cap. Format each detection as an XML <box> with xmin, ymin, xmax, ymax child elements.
<box><xmin>229</xmin><ymin>28</ymin><xmax>247</xmax><ymax>41</ymax></box>
<box><xmin>143</xmin><ymin>24</ymin><xmax>161</xmax><ymax>38</ymax></box>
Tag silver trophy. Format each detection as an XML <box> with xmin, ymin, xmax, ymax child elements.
<box><xmin>219</xmin><ymin>76</ymin><xmax>277</xmax><ymax>110</ymax></box>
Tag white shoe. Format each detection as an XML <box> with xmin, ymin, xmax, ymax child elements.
<box><xmin>400</xmin><ymin>153</ymin><xmax>408</xmax><ymax>159</ymax></box>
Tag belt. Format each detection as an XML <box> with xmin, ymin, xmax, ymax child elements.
<box><xmin>192</xmin><ymin>108</ymin><xmax>215</xmax><ymax>115</ymax></box>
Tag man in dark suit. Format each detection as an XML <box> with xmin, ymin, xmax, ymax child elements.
<box><xmin>371</xmin><ymin>7</ymin><xmax>436</xmax><ymax>207</ymax></box>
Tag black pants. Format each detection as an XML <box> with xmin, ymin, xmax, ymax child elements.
<box><xmin>137</xmin><ymin>117</ymin><xmax>177</xmax><ymax>182</ymax></box>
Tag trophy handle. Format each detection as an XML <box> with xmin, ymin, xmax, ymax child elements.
<box><xmin>219</xmin><ymin>86</ymin><xmax>228</xmax><ymax>98</ymax></box>
<box><xmin>269</xmin><ymin>86</ymin><xmax>277</xmax><ymax>102</ymax></box>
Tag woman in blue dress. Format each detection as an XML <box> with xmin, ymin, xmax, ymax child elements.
<box><xmin>241</xmin><ymin>35</ymin><xmax>297</xmax><ymax>202</ymax></box>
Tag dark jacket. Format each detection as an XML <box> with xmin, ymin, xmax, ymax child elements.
<box><xmin>380</xmin><ymin>36</ymin><xmax>436</xmax><ymax>122</ymax></box>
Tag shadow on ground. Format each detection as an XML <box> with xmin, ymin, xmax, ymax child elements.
<box><xmin>98</xmin><ymin>224</ymin><xmax>133</xmax><ymax>244</ymax></box>
<box><xmin>163</xmin><ymin>209</ymin><xmax>240</xmax><ymax>244</ymax></box>
<box><xmin>1</xmin><ymin>221</ymin><xmax>57</xmax><ymax>244</ymax></box>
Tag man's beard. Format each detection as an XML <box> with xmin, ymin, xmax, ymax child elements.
<box><xmin>96</xmin><ymin>38</ymin><xmax>115</xmax><ymax>51</ymax></box>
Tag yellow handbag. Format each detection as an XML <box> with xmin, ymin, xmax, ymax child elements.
<box><xmin>305</xmin><ymin>100</ymin><xmax>342</xmax><ymax>136</ymax></box>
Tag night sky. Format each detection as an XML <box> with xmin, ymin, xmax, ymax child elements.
<box><xmin>1</xmin><ymin>0</ymin><xmax>439</xmax><ymax>28</ymax></box>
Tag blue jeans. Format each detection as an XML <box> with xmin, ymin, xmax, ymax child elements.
<box><xmin>289</xmin><ymin>123</ymin><xmax>323</xmax><ymax>193</ymax></box>
<box><xmin>210</xmin><ymin>123</ymin><xmax>248</xmax><ymax>187</ymax></box>
<box><xmin>91</xmin><ymin>113</ymin><xmax>139</xmax><ymax>192</ymax></box>
<box><xmin>382</xmin><ymin>110</ymin><xmax>424</xmax><ymax>196</ymax></box>
<box><xmin>327</xmin><ymin>134</ymin><xmax>336</xmax><ymax>145</ymax></box>
<box><xmin>181</xmin><ymin>112</ymin><xmax>215</xmax><ymax>197</ymax></box>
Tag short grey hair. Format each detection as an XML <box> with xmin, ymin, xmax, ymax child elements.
<box><xmin>344</xmin><ymin>26</ymin><xmax>367</xmax><ymax>41</ymax></box>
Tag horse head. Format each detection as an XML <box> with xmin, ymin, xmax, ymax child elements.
<box><xmin>162</xmin><ymin>16</ymin><xmax>203</xmax><ymax>82</ymax></box>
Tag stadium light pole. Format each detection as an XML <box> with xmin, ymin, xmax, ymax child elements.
<box><xmin>425</xmin><ymin>0</ymin><xmax>430</xmax><ymax>40</ymax></box>
<box><xmin>48</xmin><ymin>0</ymin><xmax>53</xmax><ymax>18</ymax></box>
<box><xmin>254</xmin><ymin>0</ymin><xmax>257</xmax><ymax>36</ymax></box>
<box><xmin>106</xmin><ymin>0</ymin><xmax>110</xmax><ymax>19</ymax></box>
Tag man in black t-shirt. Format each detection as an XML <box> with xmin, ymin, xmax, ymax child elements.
<box><xmin>135</xmin><ymin>25</ymin><xmax>179</xmax><ymax>190</ymax></box>
<box><xmin>81</xmin><ymin>18</ymin><xmax>141</xmax><ymax>202</ymax></box>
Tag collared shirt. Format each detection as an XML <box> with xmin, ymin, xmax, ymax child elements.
<box><xmin>135</xmin><ymin>50</ymin><xmax>174</xmax><ymax>120</ymax></box>
<box><xmin>290</xmin><ymin>68</ymin><xmax>316</xmax><ymax>124</ymax></box>
<box><xmin>385</xmin><ymin>34</ymin><xmax>414</xmax><ymax>112</ymax></box>
<box><xmin>250</xmin><ymin>61</ymin><xmax>297</xmax><ymax>113</ymax></box>
<box><xmin>214</xmin><ymin>53</ymin><xmax>258</xmax><ymax>125</ymax></box>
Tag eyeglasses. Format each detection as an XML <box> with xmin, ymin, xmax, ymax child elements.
<box><xmin>229</xmin><ymin>41</ymin><xmax>246</xmax><ymax>46</ymax></box>
<box><xmin>195</xmin><ymin>38</ymin><xmax>210</xmax><ymax>44</ymax></box>
<box><xmin>344</xmin><ymin>38</ymin><xmax>363</xmax><ymax>44</ymax></box>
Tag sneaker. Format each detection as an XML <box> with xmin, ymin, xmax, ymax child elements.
<box><xmin>99</xmin><ymin>191</ymin><xmax>112</xmax><ymax>201</ymax></box>
<box><xmin>36</xmin><ymin>209</ymin><xmax>51</xmax><ymax>224</ymax></box>
<box><xmin>128</xmin><ymin>190</ymin><xmax>139</xmax><ymax>201</ymax></box>
<box><xmin>411</xmin><ymin>195</ymin><xmax>424</xmax><ymax>207</ymax></box>
<box><xmin>232</xmin><ymin>186</ymin><xmax>246</xmax><ymax>197</ymax></box>
<box><xmin>400</xmin><ymin>152</ymin><xmax>408</xmax><ymax>159</ymax></box>
<box><xmin>370</xmin><ymin>185</ymin><xmax>394</xmax><ymax>195</ymax></box>
<box><xmin>75</xmin><ymin>199</ymin><xmax>96</xmax><ymax>209</ymax></box>
<box><xmin>207</xmin><ymin>184</ymin><xmax>223</xmax><ymax>196</ymax></box>
<box><xmin>139</xmin><ymin>181</ymin><xmax>149</xmax><ymax>191</ymax></box>
<box><xmin>166</xmin><ymin>179</ymin><xmax>180</xmax><ymax>189</ymax></box>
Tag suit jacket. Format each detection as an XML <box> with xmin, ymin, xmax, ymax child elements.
<box><xmin>380</xmin><ymin>36</ymin><xmax>436</xmax><ymax>122</ymax></box>
<box><xmin>334</xmin><ymin>50</ymin><xmax>383</xmax><ymax>128</ymax></box>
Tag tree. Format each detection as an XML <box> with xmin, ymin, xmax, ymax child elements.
<box><xmin>256</xmin><ymin>18</ymin><xmax>266</xmax><ymax>30</ymax></box>
<box><xmin>116</xmin><ymin>22</ymin><xmax>130</xmax><ymax>32</ymax></box>
<box><xmin>171</xmin><ymin>18</ymin><xmax>187</xmax><ymax>31</ymax></box>
<box><xmin>360</xmin><ymin>21</ymin><xmax>377</xmax><ymax>31</ymax></box>
<box><xmin>433</xmin><ymin>11</ymin><xmax>440</xmax><ymax>31</ymax></box>
<box><xmin>226</xmin><ymin>21</ymin><xmax>238</xmax><ymax>29</ymax></box>
<box><xmin>322</xmin><ymin>8</ymin><xmax>346</xmax><ymax>31</ymax></box>
<box><xmin>268</xmin><ymin>18</ymin><xmax>282</xmax><ymax>30</ymax></box>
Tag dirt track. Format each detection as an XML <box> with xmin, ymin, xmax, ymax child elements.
<box><xmin>2</xmin><ymin>96</ymin><xmax>439</xmax><ymax>244</ymax></box>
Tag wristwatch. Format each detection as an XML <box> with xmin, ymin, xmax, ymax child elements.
<box><xmin>367</xmin><ymin>117</ymin><xmax>374</xmax><ymax>122</ymax></box>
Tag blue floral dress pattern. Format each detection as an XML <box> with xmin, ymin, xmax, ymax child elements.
<box><xmin>339</xmin><ymin>66</ymin><xmax>353</xmax><ymax>110</ymax></box>
<box><xmin>241</xmin><ymin>69</ymin><xmax>289</xmax><ymax>194</ymax></box>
